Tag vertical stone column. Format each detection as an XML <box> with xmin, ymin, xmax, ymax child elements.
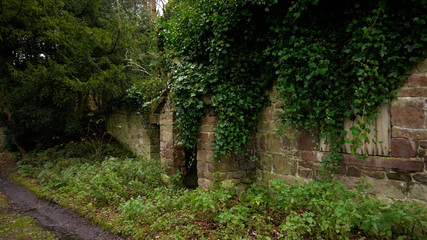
<box><xmin>160</xmin><ymin>100</ymin><xmax>185</xmax><ymax>176</ymax></box>
<box><xmin>197</xmin><ymin>110</ymin><xmax>257</xmax><ymax>191</ymax></box>
<box><xmin>196</xmin><ymin>110</ymin><xmax>217</xmax><ymax>188</ymax></box>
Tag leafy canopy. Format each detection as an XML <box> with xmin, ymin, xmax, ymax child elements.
<box><xmin>0</xmin><ymin>0</ymin><xmax>158</xmax><ymax>151</ymax></box>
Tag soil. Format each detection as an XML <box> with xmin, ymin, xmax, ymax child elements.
<box><xmin>0</xmin><ymin>175</ymin><xmax>123</xmax><ymax>240</ymax></box>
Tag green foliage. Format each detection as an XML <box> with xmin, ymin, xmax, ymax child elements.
<box><xmin>10</xmin><ymin>144</ymin><xmax>427</xmax><ymax>239</ymax></box>
<box><xmin>0</xmin><ymin>0</ymin><xmax>160</xmax><ymax>151</ymax></box>
<box><xmin>161</xmin><ymin>0</ymin><xmax>427</xmax><ymax>165</ymax></box>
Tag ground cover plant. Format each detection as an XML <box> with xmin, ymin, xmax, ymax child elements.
<box><xmin>3</xmin><ymin>142</ymin><xmax>426</xmax><ymax>239</ymax></box>
<box><xmin>0</xmin><ymin>191</ymin><xmax>57</xmax><ymax>239</ymax></box>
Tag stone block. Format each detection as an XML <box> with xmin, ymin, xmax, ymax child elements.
<box><xmin>391</xmin><ymin>99</ymin><xmax>425</xmax><ymax>129</ymax></box>
<box><xmin>408</xmin><ymin>75</ymin><xmax>427</xmax><ymax>87</ymax></box>
<box><xmin>198</xmin><ymin>178</ymin><xmax>214</xmax><ymax>189</ymax></box>
<box><xmin>197</xmin><ymin>150</ymin><xmax>214</xmax><ymax>162</ymax></box>
<box><xmin>416</xmin><ymin>59</ymin><xmax>427</xmax><ymax>72</ymax></box>
<box><xmin>390</xmin><ymin>138</ymin><xmax>416</xmax><ymax>157</ymax></box>
<box><xmin>346</xmin><ymin>167</ymin><xmax>361</xmax><ymax>177</ymax></box>
<box><xmin>392</xmin><ymin>127</ymin><xmax>427</xmax><ymax>139</ymax></box>
<box><xmin>397</xmin><ymin>87</ymin><xmax>427</xmax><ymax>97</ymax></box>
<box><xmin>301</xmin><ymin>152</ymin><xmax>319</xmax><ymax>162</ymax></box>
<box><xmin>343</xmin><ymin>155</ymin><xmax>424</xmax><ymax>172</ymax></box>
<box><xmin>338</xmin><ymin>176</ymin><xmax>406</xmax><ymax>200</ymax></box>
<box><xmin>215</xmin><ymin>160</ymin><xmax>239</xmax><ymax>172</ymax></box>
<box><xmin>197</xmin><ymin>162</ymin><xmax>209</xmax><ymax>172</ymax></box>
<box><xmin>266</xmin><ymin>133</ymin><xmax>282</xmax><ymax>152</ymax></box>
<box><xmin>408</xmin><ymin>183</ymin><xmax>427</xmax><ymax>201</ymax></box>
<box><xmin>361</xmin><ymin>169</ymin><xmax>385</xmax><ymax>179</ymax></box>
<box><xmin>298</xmin><ymin>169</ymin><xmax>313</xmax><ymax>179</ymax></box>
<box><xmin>298</xmin><ymin>161</ymin><xmax>313</xmax><ymax>169</ymax></box>
<box><xmin>413</xmin><ymin>174</ymin><xmax>427</xmax><ymax>183</ymax></box>
<box><xmin>386</xmin><ymin>172</ymin><xmax>412</xmax><ymax>182</ymax></box>
<box><xmin>272</xmin><ymin>154</ymin><xmax>296</xmax><ymax>175</ymax></box>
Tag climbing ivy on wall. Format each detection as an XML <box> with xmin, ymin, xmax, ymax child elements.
<box><xmin>161</xmin><ymin>0</ymin><xmax>427</xmax><ymax>165</ymax></box>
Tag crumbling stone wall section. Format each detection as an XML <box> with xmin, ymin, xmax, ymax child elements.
<box><xmin>159</xmin><ymin>100</ymin><xmax>186</xmax><ymax>176</ymax></box>
<box><xmin>196</xmin><ymin>110</ymin><xmax>257</xmax><ymax>190</ymax></box>
<box><xmin>106</xmin><ymin>110</ymin><xmax>160</xmax><ymax>159</ymax></box>
<box><xmin>255</xmin><ymin>60</ymin><xmax>427</xmax><ymax>204</ymax></box>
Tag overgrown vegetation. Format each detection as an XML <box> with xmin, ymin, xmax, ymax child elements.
<box><xmin>0</xmin><ymin>0</ymin><xmax>166</xmax><ymax>152</ymax></box>
<box><xmin>3</xmin><ymin>144</ymin><xmax>426</xmax><ymax>239</ymax></box>
<box><xmin>161</xmin><ymin>0</ymin><xmax>427</xmax><ymax>167</ymax></box>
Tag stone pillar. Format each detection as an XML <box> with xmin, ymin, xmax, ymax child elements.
<box><xmin>197</xmin><ymin>110</ymin><xmax>257</xmax><ymax>191</ymax></box>
<box><xmin>160</xmin><ymin>100</ymin><xmax>186</xmax><ymax>176</ymax></box>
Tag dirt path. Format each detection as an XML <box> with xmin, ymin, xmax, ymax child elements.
<box><xmin>0</xmin><ymin>175</ymin><xmax>123</xmax><ymax>240</ymax></box>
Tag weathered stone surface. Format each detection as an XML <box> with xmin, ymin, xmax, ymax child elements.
<box><xmin>197</xmin><ymin>150</ymin><xmax>214</xmax><ymax>162</ymax></box>
<box><xmin>417</xmin><ymin>59</ymin><xmax>427</xmax><ymax>72</ymax></box>
<box><xmin>407</xmin><ymin>74</ymin><xmax>427</xmax><ymax>87</ymax></box>
<box><xmin>386</xmin><ymin>172</ymin><xmax>412</xmax><ymax>182</ymax></box>
<box><xmin>259</xmin><ymin>154</ymin><xmax>272</xmax><ymax>171</ymax></box>
<box><xmin>361</xmin><ymin>169</ymin><xmax>385</xmax><ymax>179</ymax></box>
<box><xmin>346</xmin><ymin>167</ymin><xmax>361</xmax><ymax>177</ymax></box>
<box><xmin>198</xmin><ymin>178</ymin><xmax>214</xmax><ymax>189</ymax></box>
<box><xmin>215</xmin><ymin>161</ymin><xmax>239</xmax><ymax>172</ymax></box>
<box><xmin>266</xmin><ymin>133</ymin><xmax>282</xmax><ymax>152</ymax></box>
<box><xmin>392</xmin><ymin>127</ymin><xmax>427</xmax><ymax>139</ymax></box>
<box><xmin>301</xmin><ymin>152</ymin><xmax>319</xmax><ymax>162</ymax></box>
<box><xmin>298</xmin><ymin>161</ymin><xmax>313</xmax><ymax>169</ymax></box>
<box><xmin>338</xmin><ymin>177</ymin><xmax>406</xmax><ymax>199</ymax></box>
<box><xmin>397</xmin><ymin>87</ymin><xmax>427</xmax><ymax>97</ymax></box>
<box><xmin>390</xmin><ymin>138</ymin><xmax>416</xmax><ymax>157</ymax></box>
<box><xmin>391</xmin><ymin>99</ymin><xmax>425</xmax><ymax>129</ymax></box>
<box><xmin>343</xmin><ymin>155</ymin><xmax>424</xmax><ymax>172</ymax></box>
<box><xmin>298</xmin><ymin>169</ymin><xmax>313</xmax><ymax>178</ymax></box>
<box><xmin>408</xmin><ymin>183</ymin><xmax>427</xmax><ymax>201</ymax></box>
<box><xmin>272</xmin><ymin>154</ymin><xmax>295</xmax><ymax>175</ymax></box>
<box><xmin>413</xmin><ymin>174</ymin><xmax>427</xmax><ymax>183</ymax></box>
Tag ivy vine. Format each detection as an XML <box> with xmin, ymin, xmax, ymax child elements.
<box><xmin>160</xmin><ymin>0</ymin><xmax>427</xmax><ymax>168</ymax></box>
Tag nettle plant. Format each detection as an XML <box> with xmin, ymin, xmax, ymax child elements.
<box><xmin>161</xmin><ymin>0</ymin><xmax>427</xmax><ymax>170</ymax></box>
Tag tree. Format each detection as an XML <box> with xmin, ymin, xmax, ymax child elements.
<box><xmin>0</xmin><ymin>0</ymin><xmax>153</xmax><ymax>152</ymax></box>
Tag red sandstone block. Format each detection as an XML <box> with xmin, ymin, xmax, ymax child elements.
<box><xmin>391</xmin><ymin>100</ymin><xmax>425</xmax><ymax>129</ymax></box>
<box><xmin>298</xmin><ymin>161</ymin><xmax>313</xmax><ymax>169</ymax></box>
<box><xmin>407</xmin><ymin>74</ymin><xmax>427</xmax><ymax>87</ymax></box>
<box><xmin>342</xmin><ymin>155</ymin><xmax>424</xmax><ymax>172</ymax></box>
<box><xmin>390</xmin><ymin>138</ymin><xmax>416</xmax><ymax>157</ymax></box>
<box><xmin>197</xmin><ymin>150</ymin><xmax>214</xmax><ymax>161</ymax></box>
<box><xmin>301</xmin><ymin>152</ymin><xmax>318</xmax><ymax>162</ymax></box>
<box><xmin>397</xmin><ymin>87</ymin><xmax>427</xmax><ymax>97</ymax></box>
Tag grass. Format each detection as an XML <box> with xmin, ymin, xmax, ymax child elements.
<box><xmin>0</xmin><ymin>191</ymin><xmax>57</xmax><ymax>240</ymax></box>
<box><xmin>1</xmin><ymin>141</ymin><xmax>427</xmax><ymax>239</ymax></box>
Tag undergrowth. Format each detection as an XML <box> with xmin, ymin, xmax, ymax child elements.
<box><xmin>6</xmin><ymin>144</ymin><xmax>427</xmax><ymax>239</ymax></box>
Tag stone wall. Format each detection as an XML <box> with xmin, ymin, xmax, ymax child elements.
<box><xmin>196</xmin><ymin>110</ymin><xmax>256</xmax><ymax>191</ymax></box>
<box><xmin>255</xmin><ymin>60</ymin><xmax>427</xmax><ymax>204</ymax></box>
<box><xmin>106</xmin><ymin>110</ymin><xmax>159</xmax><ymax>159</ymax></box>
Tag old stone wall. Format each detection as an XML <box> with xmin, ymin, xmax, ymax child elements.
<box><xmin>255</xmin><ymin>60</ymin><xmax>427</xmax><ymax>204</ymax></box>
<box><xmin>0</xmin><ymin>128</ymin><xmax>4</xmax><ymax>150</ymax></box>
<box><xmin>106</xmin><ymin>110</ymin><xmax>159</xmax><ymax>159</ymax></box>
<box><xmin>196</xmin><ymin>110</ymin><xmax>256</xmax><ymax>191</ymax></box>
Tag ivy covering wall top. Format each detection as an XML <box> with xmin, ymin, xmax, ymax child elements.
<box><xmin>160</xmin><ymin>0</ymin><xmax>427</xmax><ymax>164</ymax></box>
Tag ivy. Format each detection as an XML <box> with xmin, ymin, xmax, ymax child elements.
<box><xmin>161</xmin><ymin>0</ymin><xmax>427</xmax><ymax>167</ymax></box>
